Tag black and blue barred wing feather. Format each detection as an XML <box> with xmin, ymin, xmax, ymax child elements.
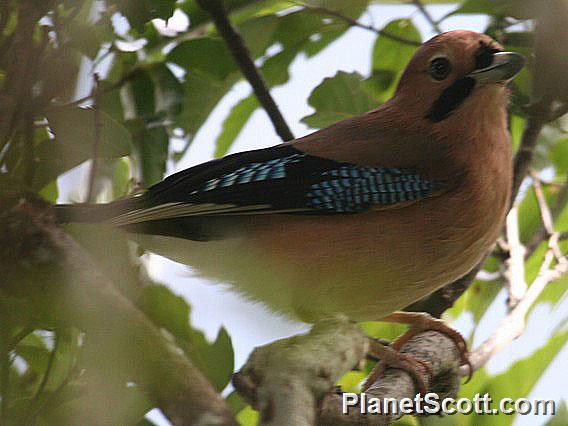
<box><xmin>102</xmin><ymin>145</ymin><xmax>446</xmax><ymax>228</ymax></box>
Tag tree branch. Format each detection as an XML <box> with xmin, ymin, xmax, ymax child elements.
<box><xmin>1</xmin><ymin>200</ymin><xmax>236</xmax><ymax>426</ymax></box>
<box><xmin>293</xmin><ymin>1</ymin><xmax>422</xmax><ymax>47</ymax></box>
<box><xmin>233</xmin><ymin>317</ymin><xmax>369</xmax><ymax>425</ymax></box>
<box><xmin>525</xmin><ymin>178</ymin><xmax>568</xmax><ymax>258</ymax></box>
<box><xmin>512</xmin><ymin>111</ymin><xmax>549</xmax><ymax>198</ymax></box>
<box><xmin>196</xmin><ymin>0</ymin><xmax>294</xmax><ymax>142</ymax></box>
<box><xmin>233</xmin><ymin>318</ymin><xmax>463</xmax><ymax>425</ymax></box>
<box><xmin>0</xmin><ymin>1</ymin><xmax>56</xmax><ymax>152</ymax></box>
<box><xmin>412</xmin><ymin>0</ymin><xmax>442</xmax><ymax>34</ymax></box>
<box><xmin>465</xmin><ymin>248</ymin><xmax>568</xmax><ymax>374</ymax></box>
<box><xmin>504</xmin><ymin>206</ymin><xmax>527</xmax><ymax>309</ymax></box>
<box><xmin>86</xmin><ymin>74</ymin><xmax>102</xmax><ymax>203</ymax></box>
<box><xmin>319</xmin><ymin>332</ymin><xmax>462</xmax><ymax>425</ymax></box>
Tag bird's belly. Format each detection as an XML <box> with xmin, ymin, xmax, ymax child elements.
<box><xmin>133</xmin><ymin>232</ymin><xmax>420</xmax><ymax>321</ymax></box>
<box><xmin>132</xmin><ymin>201</ymin><xmax>496</xmax><ymax>322</ymax></box>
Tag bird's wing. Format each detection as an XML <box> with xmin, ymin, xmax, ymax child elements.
<box><xmin>106</xmin><ymin>145</ymin><xmax>447</xmax><ymax>226</ymax></box>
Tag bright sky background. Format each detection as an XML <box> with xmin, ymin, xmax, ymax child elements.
<box><xmin>61</xmin><ymin>3</ymin><xmax>567</xmax><ymax>425</ymax></box>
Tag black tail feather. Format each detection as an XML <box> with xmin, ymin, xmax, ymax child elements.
<box><xmin>53</xmin><ymin>197</ymin><xmax>146</xmax><ymax>224</ymax></box>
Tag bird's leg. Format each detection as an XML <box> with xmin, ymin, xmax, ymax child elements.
<box><xmin>380</xmin><ymin>312</ymin><xmax>470</xmax><ymax>368</ymax></box>
<box><xmin>363</xmin><ymin>339</ymin><xmax>432</xmax><ymax>394</ymax></box>
<box><xmin>362</xmin><ymin>312</ymin><xmax>470</xmax><ymax>392</ymax></box>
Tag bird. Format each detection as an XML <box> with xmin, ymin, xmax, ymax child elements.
<box><xmin>55</xmin><ymin>30</ymin><xmax>524</xmax><ymax>381</ymax></box>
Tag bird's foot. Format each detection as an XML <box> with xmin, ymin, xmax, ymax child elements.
<box><xmin>362</xmin><ymin>312</ymin><xmax>471</xmax><ymax>392</ymax></box>
<box><xmin>382</xmin><ymin>312</ymin><xmax>471</xmax><ymax>379</ymax></box>
<box><xmin>363</xmin><ymin>339</ymin><xmax>432</xmax><ymax>394</ymax></box>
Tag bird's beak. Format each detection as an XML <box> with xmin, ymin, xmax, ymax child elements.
<box><xmin>467</xmin><ymin>52</ymin><xmax>525</xmax><ymax>84</ymax></box>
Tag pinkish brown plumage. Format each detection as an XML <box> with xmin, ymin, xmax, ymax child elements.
<box><xmin>56</xmin><ymin>30</ymin><xmax>523</xmax><ymax>323</ymax></box>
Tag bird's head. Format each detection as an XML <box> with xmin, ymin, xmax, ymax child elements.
<box><xmin>393</xmin><ymin>30</ymin><xmax>525</xmax><ymax>124</ymax></box>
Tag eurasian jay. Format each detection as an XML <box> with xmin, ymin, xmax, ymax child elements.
<box><xmin>56</xmin><ymin>30</ymin><xmax>524</xmax><ymax>379</ymax></box>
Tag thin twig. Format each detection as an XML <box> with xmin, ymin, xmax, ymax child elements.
<box><xmin>196</xmin><ymin>0</ymin><xmax>294</xmax><ymax>142</ymax></box>
<box><xmin>531</xmin><ymin>170</ymin><xmax>556</xmax><ymax>235</ymax></box>
<box><xmin>292</xmin><ymin>1</ymin><xmax>422</xmax><ymax>47</ymax></box>
<box><xmin>526</xmin><ymin>178</ymin><xmax>568</xmax><ymax>257</ymax></box>
<box><xmin>504</xmin><ymin>206</ymin><xmax>527</xmax><ymax>310</ymax></box>
<box><xmin>47</xmin><ymin>67</ymin><xmax>144</xmax><ymax>111</ymax></box>
<box><xmin>549</xmin><ymin>102</ymin><xmax>568</xmax><ymax>122</ymax></box>
<box><xmin>28</xmin><ymin>333</ymin><xmax>59</xmax><ymax>412</ymax></box>
<box><xmin>0</xmin><ymin>340</ymin><xmax>10</xmax><ymax>420</ymax></box>
<box><xmin>86</xmin><ymin>74</ymin><xmax>102</xmax><ymax>203</ymax></box>
<box><xmin>464</xmin><ymin>249</ymin><xmax>568</xmax><ymax>374</ymax></box>
<box><xmin>512</xmin><ymin>114</ymin><xmax>547</xmax><ymax>199</ymax></box>
<box><xmin>412</xmin><ymin>0</ymin><xmax>442</xmax><ymax>34</ymax></box>
<box><xmin>530</xmin><ymin>170</ymin><xmax>565</xmax><ymax>262</ymax></box>
<box><xmin>476</xmin><ymin>269</ymin><xmax>502</xmax><ymax>282</ymax></box>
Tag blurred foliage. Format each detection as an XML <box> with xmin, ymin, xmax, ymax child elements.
<box><xmin>0</xmin><ymin>0</ymin><xmax>566</xmax><ymax>425</ymax></box>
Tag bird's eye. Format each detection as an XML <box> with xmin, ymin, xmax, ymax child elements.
<box><xmin>430</xmin><ymin>57</ymin><xmax>452</xmax><ymax>81</ymax></box>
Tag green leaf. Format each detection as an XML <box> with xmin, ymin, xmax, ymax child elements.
<box><xmin>128</xmin><ymin>121</ymin><xmax>169</xmax><ymax>187</ymax></box>
<box><xmin>137</xmin><ymin>285</ymin><xmax>235</xmax><ymax>391</ymax></box>
<box><xmin>419</xmin><ymin>415</ymin><xmax>459</xmax><ymax>425</ymax></box>
<box><xmin>271</xmin><ymin>9</ymin><xmax>333</xmax><ymax>48</ymax></box>
<box><xmin>67</xmin><ymin>224</ymin><xmax>143</xmax><ymax>299</ymax></box>
<box><xmin>175</xmin><ymin>71</ymin><xmax>235</xmax><ymax>137</ymax></box>
<box><xmin>230</xmin><ymin>0</ymin><xmax>296</xmax><ymax>23</ymax></box>
<box><xmin>137</xmin><ymin>285</ymin><xmax>192</xmax><ymax>340</ymax></box>
<box><xmin>336</xmin><ymin>370</ymin><xmax>366</xmax><ymax>393</ymax></box>
<box><xmin>46</xmin><ymin>107</ymin><xmax>132</xmax><ymax>158</ymax></box>
<box><xmin>225</xmin><ymin>391</ymin><xmax>247</xmax><ymax>414</ymax></box>
<box><xmin>15</xmin><ymin>334</ymin><xmax>51</xmax><ymax>379</ymax></box>
<box><xmin>236</xmin><ymin>405</ymin><xmax>259</xmax><ymax>426</ymax></box>
<box><xmin>43</xmin><ymin>383</ymin><xmax>152</xmax><ymax>425</ymax></box>
<box><xmin>371</xmin><ymin>19</ymin><xmax>421</xmax><ymax>100</ymax></box>
<box><xmin>33</xmin><ymin>107</ymin><xmax>132</xmax><ymax>189</ymax></box>
<box><xmin>551</xmin><ymin>138</ymin><xmax>568</xmax><ymax>173</ymax></box>
<box><xmin>38</xmin><ymin>180</ymin><xmax>59</xmax><ymax>203</ymax></box>
<box><xmin>181</xmin><ymin>327</ymin><xmax>235</xmax><ymax>392</ymax></box>
<box><xmin>179</xmin><ymin>0</ymin><xmax>286</xmax><ymax>30</ymax></box>
<box><xmin>450</xmin><ymin>0</ymin><xmax>536</xmax><ymax>19</ymax></box>
<box><xmin>359</xmin><ymin>321</ymin><xmax>407</xmax><ymax>342</ymax></box>
<box><xmin>65</xmin><ymin>17</ymin><xmax>113</xmax><ymax>59</ymax></box>
<box><xmin>168</xmin><ymin>38</ymin><xmax>236</xmax><ymax>79</ymax></box>
<box><xmin>149</xmin><ymin>65</ymin><xmax>184</xmax><ymax>119</ymax></box>
<box><xmin>137</xmin><ymin>419</ymin><xmax>160</xmax><ymax>426</ymax></box>
<box><xmin>518</xmin><ymin>187</ymin><xmax>543</xmax><ymax>243</ymax></box>
<box><xmin>239</xmin><ymin>15</ymin><xmax>280</xmax><ymax>58</ymax></box>
<box><xmin>215</xmin><ymin>95</ymin><xmax>259</xmax><ymax>158</ymax></box>
<box><xmin>467</xmin><ymin>329</ymin><xmax>568</xmax><ymax>425</ymax></box>
<box><xmin>458</xmin><ymin>279</ymin><xmax>502</xmax><ymax>335</ymax></box>
<box><xmin>509</xmin><ymin>114</ymin><xmax>526</xmax><ymax>152</ymax></box>
<box><xmin>108</xmin><ymin>0</ymin><xmax>176</xmax><ymax>32</ymax></box>
<box><xmin>122</xmin><ymin>70</ymin><xmax>156</xmax><ymax>121</ymax></box>
<box><xmin>302</xmin><ymin>71</ymin><xmax>377</xmax><ymax>129</ymax></box>
<box><xmin>112</xmin><ymin>158</ymin><xmax>132</xmax><ymax>198</ymax></box>
<box><xmin>546</xmin><ymin>401</ymin><xmax>568</xmax><ymax>426</ymax></box>
<box><xmin>261</xmin><ymin>46</ymin><xmax>301</xmax><ymax>86</ymax></box>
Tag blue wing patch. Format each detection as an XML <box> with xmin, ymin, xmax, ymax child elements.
<box><xmin>199</xmin><ymin>154</ymin><xmax>304</xmax><ymax>192</ymax></box>
<box><xmin>305</xmin><ymin>166</ymin><xmax>436</xmax><ymax>213</ymax></box>
<box><xmin>186</xmin><ymin>149</ymin><xmax>441</xmax><ymax>214</ymax></box>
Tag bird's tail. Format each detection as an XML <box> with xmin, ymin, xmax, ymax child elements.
<box><xmin>53</xmin><ymin>197</ymin><xmax>145</xmax><ymax>224</ymax></box>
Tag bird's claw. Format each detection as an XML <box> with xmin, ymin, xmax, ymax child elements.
<box><xmin>363</xmin><ymin>340</ymin><xmax>433</xmax><ymax>395</ymax></box>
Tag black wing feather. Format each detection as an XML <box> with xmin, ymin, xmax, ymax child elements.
<box><xmin>115</xmin><ymin>144</ymin><xmax>444</xmax><ymax>220</ymax></box>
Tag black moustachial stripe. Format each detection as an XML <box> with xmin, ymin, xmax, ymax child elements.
<box><xmin>426</xmin><ymin>77</ymin><xmax>476</xmax><ymax>123</ymax></box>
<box><xmin>426</xmin><ymin>42</ymin><xmax>502</xmax><ymax>123</ymax></box>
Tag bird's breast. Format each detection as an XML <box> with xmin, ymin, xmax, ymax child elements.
<box><xmin>134</xmin><ymin>175</ymin><xmax>508</xmax><ymax>323</ymax></box>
